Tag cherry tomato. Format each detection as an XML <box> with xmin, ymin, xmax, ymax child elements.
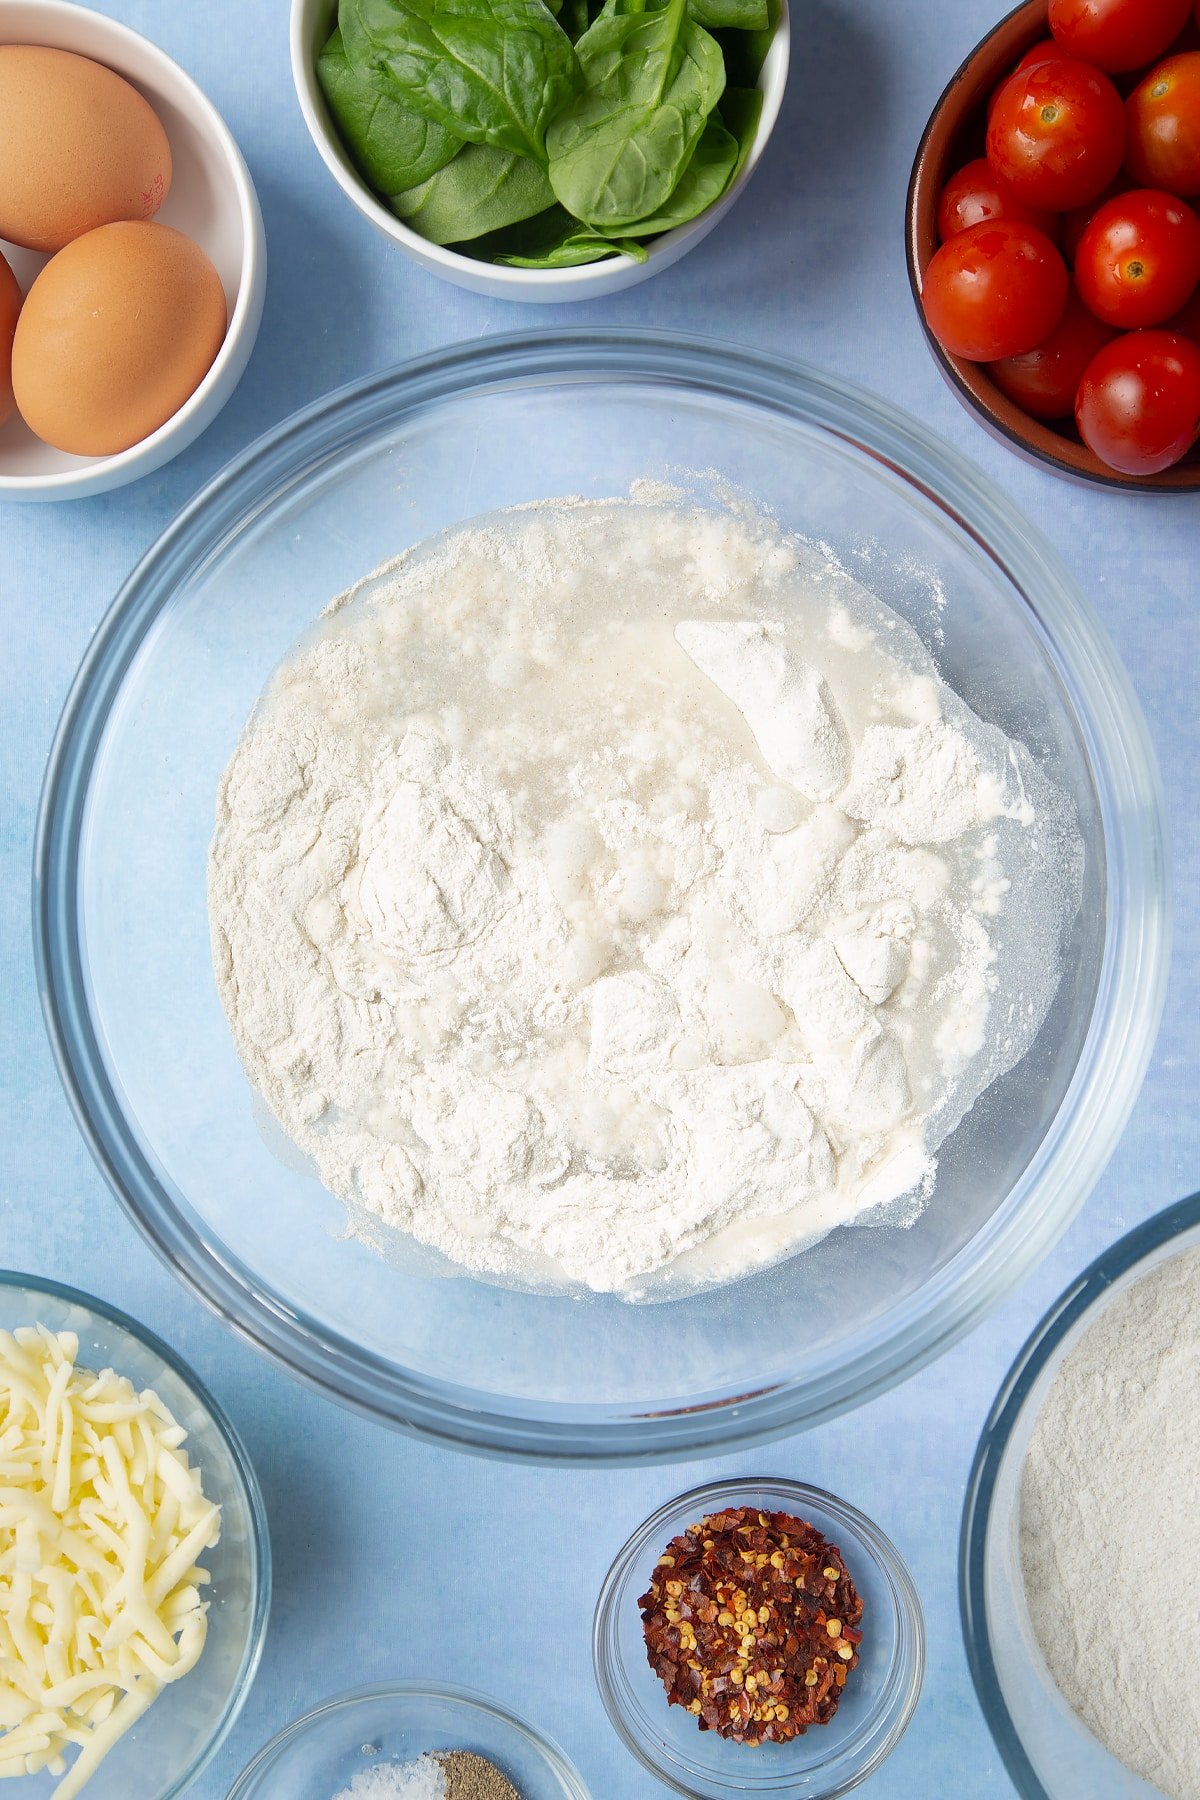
<box><xmin>988</xmin><ymin>292</ymin><xmax>1118</xmax><ymax>417</ymax></box>
<box><xmin>937</xmin><ymin>159</ymin><xmax>1061</xmax><ymax>242</ymax></box>
<box><xmin>1075</xmin><ymin>189</ymin><xmax>1200</xmax><ymax>325</ymax></box>
<box><xmin>1164</xmin><ymin>286</ymin><xmax>1200</xmax><ymax>336</ymax></box>
<box><xmin>1076</xmin><ymin>329</ymin><xmax>1200</xmax><ymax>471</ymax></box>
<box><xmin>1127</xmin><ymin>55</ymin><xmax>1200</xmax><ymax>197</ymax></box>
<box><xmin>1062</xmin><ymin>176</ymin><xmax>1131</xmax><ymax>261</ymax></box>
<box><xmin>1048</xmin><ymin>0</ymin><xmax>1192</xmax><ymax>73</ymax></box>
<box><xmin>921</xmin><ymin>221</ymin><xmax>1070</xmax><ymax>361</ymax></box>
<box><xmin>988</xmin><ymin>42</ymin><xmax>1062</xmax><ymax>120</ymax></box>
<box><xmin>987</xmin><ymin>58</ymin><xmax>1126</xmax><ymax>211</ymax></box>
<box><xmin>1017</xmin><ymin>39</ymin><xmax>1061</xmax><ymax>73</ymax></box>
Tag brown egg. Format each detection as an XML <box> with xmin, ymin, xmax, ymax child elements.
<box><xmin>12</xmin><ymin>222</ymin><xmax>227</xmax><ymax>457</ymax></box>
<box><xmin>0</xmin><ymin>46</ymin><xmax>172</xmax><ymax>253</ymax></box>
<box><xmin>0</xmin><ymin>251</ymin><xmax>20</xmax><ymax>426</ymax></box>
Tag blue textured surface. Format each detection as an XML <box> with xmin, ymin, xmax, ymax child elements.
<box><xmin>1</xmin><ymin>2</ymin><xmax>1195</xmax><ymax>1795</ymax></box>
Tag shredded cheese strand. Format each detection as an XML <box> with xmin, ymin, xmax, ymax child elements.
<box><xmin>0</xmin><ymin>1329</ymin><xmax>221</xmax><ymax>1796</ymax></box>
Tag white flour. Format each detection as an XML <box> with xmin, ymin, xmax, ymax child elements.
<box><xmin>208</xmin><ymin>496</ymin><xmax>1080</xmax><ymax>1297</ymax></box>
<box><xmin>1021</xmin><ymin>1247</ymin><xmax>1200</xmax><ymax>1800</ymax></box>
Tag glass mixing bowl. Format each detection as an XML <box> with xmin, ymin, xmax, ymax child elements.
<box><xmin>0</xmin><ymin>1272</ymin><xmax>270</xmax><ymax>1797</ymax></box>
<box><xmin>34</xmin><ymin>330</ymin><xmax>1168</xmax><ymax>1462</ymax></box>
<box><xmin>594</xmin><ymin>1477</ymin><xmax>923</xmax><ymax>1798</ymax></box>
<box><xmin>227</xmin><ymin>1680</ymin><xmax>590</xmax><ymax>1800</ymax></box>
<box><xmin>960</xmin><ymin>1193</ymin><xmax>1200</xmax><ymax>1800</ymax></box>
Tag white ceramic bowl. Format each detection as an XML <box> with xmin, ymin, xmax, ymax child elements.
<box><xmin>0</xmin><ymin>0</ymin><xmax>266</xmax><ymax>501</ymax></box>
<box><xmin>289</xmin><ymin>0</ymin><xmax>790</xmax><ymax>301</ymax></box>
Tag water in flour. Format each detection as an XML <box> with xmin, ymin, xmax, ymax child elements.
<box><xmin>208</xmin><ymin>495</ymin><xmax>1081</xmax><ymax>1297</ymax></box>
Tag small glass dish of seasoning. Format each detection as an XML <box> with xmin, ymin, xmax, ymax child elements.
<box><xmin>594</xmin><ymin>1477</ymin><xmax>924</xmax><ymax>1798</ymax></box>
<box><xmin>226</xmin><ymin>1680</ymin><xmax>590</xmax><ymax>1800</ymax></box>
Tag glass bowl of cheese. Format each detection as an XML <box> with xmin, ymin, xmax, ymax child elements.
<box><xmin>0</xmin><ymin>1271</ymin><xmax>270</xmax><ymax>1798</ymax></box>
<box><xmin>34</xmin><ymin>329</ymin><xmax>1169</xmax><ymax>1462</ymax></box>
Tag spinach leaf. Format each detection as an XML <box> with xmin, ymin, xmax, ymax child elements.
<box><xmin>688</xmin><ymin>0</ymin><xmax>767</xmax><ymax>29</ymax></box>
<box><xmin>471</xmin><ymin>198</ymin><xmax>639</xmax><ymax>261</ymax></box>
<box><xmin>318</xmin><ymin>25</ymin><xmax>461</xmax><ymax>192</ymax></box>
<box><xmin>546</xmin><ymin>0</ymin><xmax>725</xmax><ymax>228</ymax></box>
<box><xmin>559</xmin><ymin>0</ymin><xmax>592</xmax><ymax>38</ymax></box>
<box><xmin>717</xmin><ymin>83</ymin><xmax>762</xmax><ymax>182</ymax></box>
<box><xmin>604</xmin><ymin>0</ymin><xmax>768</xmax><ymax>24</ymax></box>
<box><xmin>614</xmin><ymin>113</ymin><xmax>736</xmax><ymax>233</ymax></box>
<box><xmin>471</xmin><ymin>203</ymin><xmax>563</xmax><ymax>249</ymax></box>
<box><xmin>711</xmin><ymin>0</ymin><xmax>778</xmax><ymax>85</ymax></box>
<box><xmin>342</xmin><ymin>0</ymin><xmax>580</xmax><ymax>162</ymax></box>
<box><xmin>498</xmin><ymin>229</ymin><xmax>648</xmax><ymax>264</ymax></box>
<box><xmin>390</xmin><ymin>141</ymin><xmax>555</xmax><ymax>241</ymax></box>
<box><xmin>467</xmin><ymin>200</ymin><xmax>576</xmax><ymax>258</ymax></box>
<box><xmin>515</xmin><ymin>85</ymin><xmax>751</xmax><ymax>252</ymax></box>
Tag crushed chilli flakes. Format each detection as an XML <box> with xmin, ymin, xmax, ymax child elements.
<box><xmin>638</xmin><ymin>1505</ymin><xmax>864</xmax><ymax>1745</ymax></box>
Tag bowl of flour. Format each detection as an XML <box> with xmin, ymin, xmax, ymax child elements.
<box><xmin>962</xmin><ymin>1193</ymin><xmax>1200</xmax><ymax>1800</ymax></box>
<box><xmin>208</xmin><ymin>491</ymin><xmax>1080</xmax><ymax>1301</ymax></box>
<box><xmin>35</xmin><ymin>331</ymin><xmax>1168</xmax><ymax>1459</ymax></box>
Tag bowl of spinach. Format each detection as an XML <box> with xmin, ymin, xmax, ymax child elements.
<box><xmin>290</xmin><ymin>0</ymin><xmax>789</xmax><ymax>298</ymax></box>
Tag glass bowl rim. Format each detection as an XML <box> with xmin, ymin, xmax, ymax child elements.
<box><xmin>33</xmin><ymin>326</ymin><xmax>1171</xmax><ymax>1463</ymax></box>
<box><xmin>592</xmin><ymin>1474</ymin><xmax>925</xmax><ymax>1798</ymax></box>
<box><xmin>224</xmin><ymin>1676</ymin><xmax>592</xmax><ymax>1798</ymax></box>
<box><xmin>959</xmin><ymin>1190</ymin><xmax>1200</xmax><ymax>1800</ymax></box>
<box><xmin>0</xmin><ymin>1266</ymin><xmax>273</xmax><ymax>1799</ymax></box>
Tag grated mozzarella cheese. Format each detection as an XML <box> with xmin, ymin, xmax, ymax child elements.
<box><xmin>0</xmin><ymin>1327</ymin><xmax>221</xmax><ymax>1798</ymax></box>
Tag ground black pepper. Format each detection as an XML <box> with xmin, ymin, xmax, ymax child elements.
<box><xmin>437</xmin><ymin>1750</ymin><xmax>521</xmax><ymax>1800</ymax></box>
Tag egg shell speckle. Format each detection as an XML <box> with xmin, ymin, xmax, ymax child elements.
<box><xmin>11</xmin><ymin>221</ymin><xmax>228</xmax><ymax>457</ymax></box>
<box><xmin>0</xmin><ymin>45</ymin><xmax>172</xmax><ymax>253</ymax></box>
<box><xmin>0</xmin><ymin>251</ymin><xmax>20</xmax><ymax>426</ymax></box>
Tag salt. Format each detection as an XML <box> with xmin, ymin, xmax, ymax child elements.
<box><xmin>334</xmin><ymin>1756</ymin><xmax>446</xmax><ymax>1800</ymax></box>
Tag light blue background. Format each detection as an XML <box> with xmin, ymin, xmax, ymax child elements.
<box><xmin>1</xmin><ymin>1</ymin><xmax>1196</xmax><ymax>1794</ymax></box>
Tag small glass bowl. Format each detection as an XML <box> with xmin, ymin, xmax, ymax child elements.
<box><xmin>961</xmin><ymin>1192</ymin><xmax>1200</xmax><ymax>1799</ymax></box>
<box><xmin>0</xmin><ymin>1271</ymin><xmax>270</xmax><ymax>1799</ymax></box>
<box><xmin>593</xmin><ymin>1477</ymin><xmax>924</xmax><ymax>1798</ymax></box>
<box><xmin>226</xmin><ymin>1680</ymin><xmax>591</xmax><ymax>1799</ymax></box>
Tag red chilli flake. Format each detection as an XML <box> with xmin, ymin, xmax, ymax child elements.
<box><xmin>638</xmin><ymin>1506</ymin><xmax>864</xmax><ymax>1745</ymax></box>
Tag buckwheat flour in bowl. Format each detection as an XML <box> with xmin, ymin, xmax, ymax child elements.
<box><xmin>1020</xmin><ymin>1245</ymin><xmax>1200</xmax><ymax>1800</ymax></box>
<box><xmin>207</xmin><ymin>490</ymin><xmax>1082</xmax><ymax>1300</ymax></box>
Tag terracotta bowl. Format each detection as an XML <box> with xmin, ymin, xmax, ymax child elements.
<box><xmin>906</xmin><ymin>0</ymin><xmax>1200</xmax><ymax>493</ymax></box>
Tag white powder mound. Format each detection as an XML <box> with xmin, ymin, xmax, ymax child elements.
<box><xmin>208</xmin><ymin>496</ymin><xmax>1081</xmax><ymax>1298</ymax></box>
<box><xmin>335</xmin><ymin>1759</ymin><xmax>445</xmax><ymax>1800</ymax></box>
<box><xmin>1021</xmin><ymin>1248</ymin><xmax>1200</xmax><ymax>1800</ymax></box>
